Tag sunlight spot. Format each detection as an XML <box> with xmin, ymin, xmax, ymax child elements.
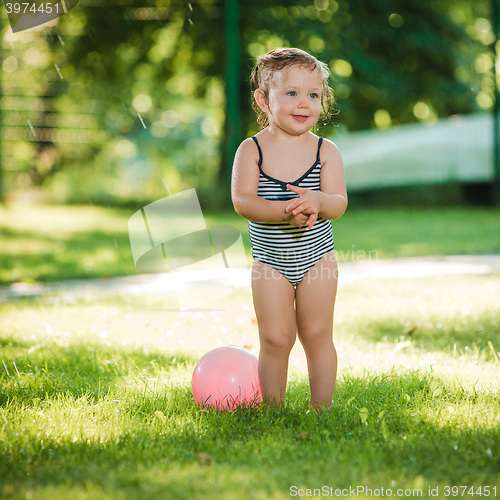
<box><xmin>133</xmin><ymin>94</ymin><xmax>152</xmax><ymax>113</ymax></box>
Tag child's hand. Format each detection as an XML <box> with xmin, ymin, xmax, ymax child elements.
<box><xmin>285</xmin><ymin>184</ymin><xmax>321</xmax><ymax>229</ymax></box>
<box><xmin>285</xmin><ymin>206</ymin><xmax>318</xmax><ymax>229</ymax></box>
<box><xmin>285</xmin><ymin>184</ymin><xmax>322</xmax><ymax>215</ymax></box>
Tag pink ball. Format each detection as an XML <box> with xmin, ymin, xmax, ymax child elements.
<box><xmin>191</xmin><ymin>346</ymin><xmax>262</xmax><ymax>411</ymax></box>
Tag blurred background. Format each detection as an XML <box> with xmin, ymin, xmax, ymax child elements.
<box><xmin>1</xmin><ymin>0</ymin><xmax>500</xmax><ymax>210</ymax></box>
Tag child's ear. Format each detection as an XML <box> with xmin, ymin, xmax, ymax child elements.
<box><xmin>254</xmin><ymin>89</ymin><xmax>270</xmax><ymax>113</ymax></box>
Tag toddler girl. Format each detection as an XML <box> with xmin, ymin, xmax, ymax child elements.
<box><xmin>231</xmin><ymin>47</ymin><xmax>347</xmax><ymax>410</ymax></box>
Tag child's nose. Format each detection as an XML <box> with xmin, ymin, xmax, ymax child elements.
<box><xmin>298</xmin><ymin>95</ymin><xmax>309</xmax><ymax>108</ymax></box>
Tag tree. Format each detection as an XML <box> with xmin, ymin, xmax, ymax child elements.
<box><xmin>0</xmin><ymin>0</ymin><xmax>490</xmax><ymax>206</ymax></box>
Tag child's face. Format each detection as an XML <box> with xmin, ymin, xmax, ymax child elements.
<box><xmin>257</xmin><ymin>64</ymin><xmax>322</xmax><ymax>136</ymax></box>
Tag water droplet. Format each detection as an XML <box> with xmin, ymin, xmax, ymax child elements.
<box><xmin>54</xmin><ymin>64</ymin><xmax>63</xmax><ymax>80</ymax></box>
<box><xmin>27</xmin><ymin>120</ymin><xmax>36</xmax><ymax>138</ymax></box>
<box><xmin>137</xmin><ymin>113</ymin><xmax>146</xmax><ymax>129</ymax></box>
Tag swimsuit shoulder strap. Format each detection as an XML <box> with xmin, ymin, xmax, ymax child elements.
<box><xmin>316</xmin><ymin>137</ymin><xmax>324</xmax><ymax>165</ymax></box>
<box><xmin>251</xmin><ymin>136</ymin><xmax>263</xmax><ymax>169</ymax></box>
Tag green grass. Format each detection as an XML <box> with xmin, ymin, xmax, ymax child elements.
<box><xmin>1</xmin><ymin>202</ymin><xmax>499</xmax><ymax>498</ymax></box>
<box><xmin>332</xmin><ymin>206</ymin><xmax>500</xmax><ymax>259</ymax></box>
<box><xmin>0</xmin><ymin>203</ymin><xmax>499</xmax><ymax>284</ymax></box>
<box><xmin>1</xmin><ymin>275</ymin><xmax>499</xmax><ymax>499</ymax></box>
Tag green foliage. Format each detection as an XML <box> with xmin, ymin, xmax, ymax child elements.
<box><xmin>1</xmin><ymin>0</ymin><xmax>494</xmax><ymax>206</ymax></box>
<box><xmin>238</xmin><ymin>0</ymin><xmax>489</xmax><ymax>135</ymax></box>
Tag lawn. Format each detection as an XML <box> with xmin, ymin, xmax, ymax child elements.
<box><xmin>1</xmin><ymin>273</ymin><xmax>499</xmax><ymax>499</ymax></box>
<box><xmin>0</xmin><ymin>203</ymin><xmax>499</xmax><ymax>284</ymax></box>
<box><xmin>0</xmin><ymin>202</ymin><xmax>499</xmax><ymax>499</ymax></box>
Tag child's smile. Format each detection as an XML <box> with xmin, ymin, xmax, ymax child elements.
<box><xmin>259</xmin><ymin>64</ymin><xmax>323</xmax><ymax>137</ymax></box>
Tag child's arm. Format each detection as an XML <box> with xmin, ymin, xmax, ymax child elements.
<box><xmin>231</xmin><ymin>138</ymin><xmax>317</xmax><ymax>226</ymax></box>
<box><xmin>285</xmin><ymin>139</ymin><xmax>347</xmax><ymax>221</ymax></box>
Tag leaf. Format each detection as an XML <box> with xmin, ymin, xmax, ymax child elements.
<box><xmin>429</xmin><ymin>380</ymin><xmax>442</xmax><ymax>397</ymax></box>
<box><xmin>196</xmin><ymin>452</ymin><xmax>212</xmax><ymax>466</ymax></box>
<box><xmin>407</xmin><ymin>325</ymin><xmax>418</xmax><ymax>337</ymax></box>
<box><xmin>487</xmin><ymin>341</ymin><xmax>500</xmax><ymax>363</ymax></box>
<box><xmin>381</xmin><ymin>419</ymin><xmax>389</xmax><ymax>441</ymax></box>
<box><xmin>359</xmin><ymin>407</ymin><xmax>369</xmax><ymax>425</ymax></box>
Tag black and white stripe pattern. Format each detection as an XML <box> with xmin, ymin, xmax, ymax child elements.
<box><xmin>248</xmin><ymin>136</ymin><xmax>334</xmax><ymax>287</ymax></box>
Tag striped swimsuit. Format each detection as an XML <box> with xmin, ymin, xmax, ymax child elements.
<box><xmin>248</xmin><ymin>135</ymin><xmax>334</xmax><ymax>287</ymax></box>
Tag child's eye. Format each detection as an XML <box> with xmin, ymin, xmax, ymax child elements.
<box><xmin>310</xmin><ymin>93</ymin><xmax>319</xmax><ymax>98</ymax></box>
<box><xmin>287</xmin><ymin>91</ymin><xmax>297</xmax><ymax>96</ymax></box>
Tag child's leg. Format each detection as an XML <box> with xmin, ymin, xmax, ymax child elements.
<box><xmin>295</xmin><ymin>251</ymin><xmax>338</xmax><ymax>409</ymax></box>
<box><xmin>251</xmin><ymin>260</ymin><xmax>297</xmax><ymax>407</ymax></box>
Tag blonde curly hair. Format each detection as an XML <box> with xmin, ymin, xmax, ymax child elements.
<box><xmin>250</xmin><ymin>47</ymin><xmax>337</xmax><ymax>130</ymax></box>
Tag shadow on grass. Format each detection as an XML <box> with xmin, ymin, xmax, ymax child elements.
<box><xmin>0</xmin><ymin>226</ymin><xmax>135</xmax><ymax>285</ymax></box>
<box><xmin>0</xmin><ymin>336</ymin><xmax>197</xmax><ymax>406</ymax></box>
<box><xmin>342</xmin><ymin>309</ymin><xmax>500</xmax><ymax>362</ymax></box>
<box><xmin>1</xmin><ymin>371</ymin><xmax>499</xmax><ymax>499</ymax></box>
